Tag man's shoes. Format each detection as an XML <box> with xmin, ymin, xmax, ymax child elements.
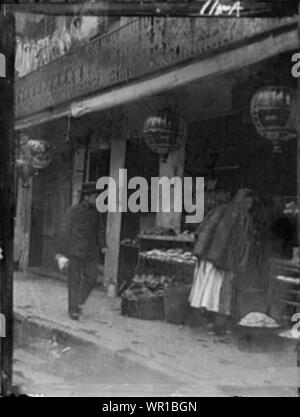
<box><xmin>68</xmin><ymin>304</ymin><xmax>84</xmax><ymax>320</ymax></box>
<box><xmin>69</xmin><ymin>311</ymin><xmax>80</xmax><ymax>321</ymax></box>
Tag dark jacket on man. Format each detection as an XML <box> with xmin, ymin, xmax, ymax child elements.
<box><xmin>56</xmin><ymin>200</ymin><xmax>106</xmax><ymax>262</ymax></box>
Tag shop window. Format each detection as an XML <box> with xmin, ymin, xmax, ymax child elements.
<box><xmin>86</xmin><ymin>149</ymin><xmax>110</xmax><ymax>182</ymax></box>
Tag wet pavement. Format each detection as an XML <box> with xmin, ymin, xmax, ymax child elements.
<box><xmin>13</xmin><ymin>272</ymin><xmax>300</xmax><ymax>397</ymax></box>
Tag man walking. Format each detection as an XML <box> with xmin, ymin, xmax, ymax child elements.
<box><xmin>56</xmin><ymin>182</ymin><xmax>107</xmax><ymax>320</ymax></box>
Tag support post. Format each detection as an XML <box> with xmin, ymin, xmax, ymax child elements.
<box><xmin>156</xmin><ymin>147</ymin><xmax>185</xmax><ymax>233</ymax></box>
<box><xmin>297</xmin><ymin>3</ymin><xmax>300</xmax><ymax>398</ymax></box>
<box><xmin>297</xmin><ymin>3</ymin><xmax>300</xmax><ymax>249</ymax></box>
<box><xmin>0</xmin><ymin>14</ymin><xmax>15</xmax><ymax>395</ymax></box>
<box><xmin>18</xmin><ymin>178</ymin><xmax>33</xmax><ymax>272</ymax></box>
<box><xmin>104</xmin><ymin>137</ymin><xmax>126</xmax><ymax>289</ymax></box>
<box><xmin>71</xmin><ymin>148</ymin><xmax>85</xmax><ymax>205</ymax></box>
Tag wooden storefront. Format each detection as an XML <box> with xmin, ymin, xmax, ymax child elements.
<box><xmin>14</xmin><ymin>15</ymin><xmax>300</xmax><ymax>290</ymax></box>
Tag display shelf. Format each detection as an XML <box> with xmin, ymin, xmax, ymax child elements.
<box><xmin>138</xmin><ymin>234</ymin><xmax>195</xmax><ymax>243</ymax></box>
<box><xmin>135</xmin><ymin>255</ymin><xmax>196</xmax><ymax>284</ymax></box>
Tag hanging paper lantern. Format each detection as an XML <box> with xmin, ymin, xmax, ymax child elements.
<box><xmin>250</xmin><ymin>86</ymin><xmax>296</xmax><ymax>153</ymax></box>
<box><xmin>143</xmin><ymin>110</ymin><xmax>187</xmax><ymax>162</ymax></box>
<box><xmin>25</xmin><ymin>139</ymin><xmax>53</xmax><ymax>169</ymax></box>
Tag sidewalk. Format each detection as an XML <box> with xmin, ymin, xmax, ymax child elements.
<box><xmin>14</xmin><ymin>271</ymin><xmax>299</xmax><ymax>396</ymax></box>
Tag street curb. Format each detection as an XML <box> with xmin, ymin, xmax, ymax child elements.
<box><xmin>13</xmin><ymin>309</ymin><xmax>204</xmax><ymax>388</ymax></box>
<box><xmin>14</xmin><ymin>311</ymin><xmax>95</xmax><ymax>348</ymax></box>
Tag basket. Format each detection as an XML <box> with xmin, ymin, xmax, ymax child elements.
<box><xmin>235</xmin><ymin>324</ymin><xmax>282</xmax><ymax>352</ymax></box>
<box><xmin>164</xmin><ymin>284</ymin><xmax>191</xmax><ymax>324</ymax></box>
<box><xmin>121</xmin><ymin>295</ymin><xmax>165</xmax><ymax>320</ymax></box>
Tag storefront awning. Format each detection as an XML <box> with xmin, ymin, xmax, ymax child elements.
<box><xmin>15</xmin><ymin>24</ymin><xmax>298</xmax><ymax>130</ymax></box>
<box><xmin>15</xmin><ymin>108</ymin><xmax>71</xmax><ymax>131</ymax></box>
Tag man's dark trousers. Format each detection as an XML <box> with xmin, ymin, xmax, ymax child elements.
<box><xmin>67</xmin><ymin>256</ymin><xmax>98</xmax><ymax>315</ymax></box>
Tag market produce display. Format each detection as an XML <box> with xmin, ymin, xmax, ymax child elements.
<box><xmin>122</xmin><ymin>274</ymin><xmax>173</xmax><ymax>301</ymax></box>
<box><xmin>132</xmin><ymin>273</ymin><xmax>174</xmax><ymax>288</ymax></box>
<box><xmin>238</xmin><ymin>312</ymin><xmax>280</xmax><ymax>328</ymax></box>
<box><xmin>139</xmin><ymin>227</ymin><xmax>195</xmax><ymax>241</ymax></box>
<box><xmin>136</xmin><ymin>248</ymin><xmax>197</xmax><ymax>284</ymax></box>
<box><xmin>139</xmin><ymin>248</ymin><xmax>197</xmax><ymax>264</ymax></box>
<box><xmin>121</xmin><ymin>233</ymin><xmax>197</xmax><ymax>320</ymax></box>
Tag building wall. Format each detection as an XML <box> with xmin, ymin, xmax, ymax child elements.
<box><xmin>15</xmin><ymin>119</ymin><xmax>73</xmax><ymax>271</ymax></box>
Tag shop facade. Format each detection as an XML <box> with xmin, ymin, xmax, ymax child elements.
<box><xmin>14</xmin><ymin>14</ymin><xmax>300</xmax><ymax>322</ymax></box>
